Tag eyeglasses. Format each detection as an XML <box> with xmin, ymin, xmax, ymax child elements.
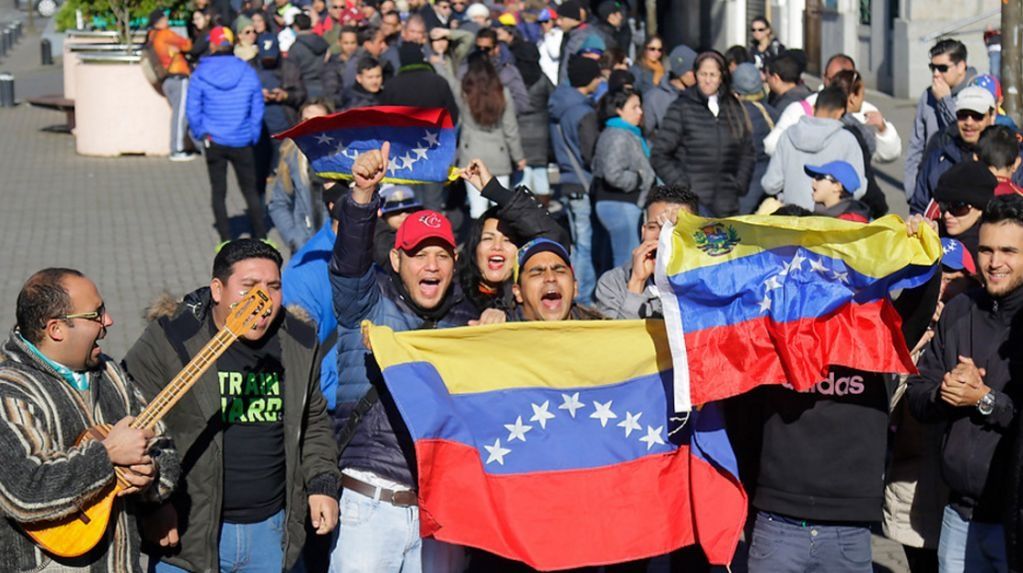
<box><xmin>646</xmin><ymin>46</ymin><xmax>662</xmax><ymax>52</ymax></box>
<box><xmin>811</xmin><ymin>174</ymin><xmax>840</xmax><ymax>184</ymax></box>
<box><xmin>929</xmin><ymin>63</ymin><xmax>950</xmax><ymax>73</ymax></box>
<box><xmin>330</xmin><ymin>4</ymin><xmax>343</xmax><ymax>8</ymax></box>
<box><xmin>476</xmin><ymin>43</ymin><xmax>496</xmax><ymax>52</ymax></box>
<box><xmin>751</xmin><ymin>27</ymin><xmax>767</xmax><ymax>32</ymax></box>
<box><xmin>956</xmin><ymin>109</ymin><xmax>988</xmax><ymax>122</ymax></box>
<box><xmin>58</xmin><ymin>304</ymin><xmax>107</xmax><ymax>324</ymax></box>
<box><xmin>940</xmin><ymin>201</ymin><xmax>973</xmax><ymax>217</ymax></box>
<box><xmin>241</xmin><ymin>28</ymin><xmax>256</xmax><ymax>34</ymax></box>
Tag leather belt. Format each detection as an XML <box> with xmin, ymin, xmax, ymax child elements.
<box><xmin>342</xmin><ymin>475</ymin><xmax>417</xmax><ymax>508</ymax></box>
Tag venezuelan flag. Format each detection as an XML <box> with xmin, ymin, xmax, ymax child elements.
<box><xmin>366</xmin><ymin>320</ymin><xmax>747</xmax><ymax>571</ymax></box>
<box><xmin>274</xmin><ymin>106</ymin><xmax>455</xmax><ymax>184</ymax></box>
<box><xmin>655</xmin><ymin>212</ymin><xmax>942</xmax><ymax>412</ymax></box>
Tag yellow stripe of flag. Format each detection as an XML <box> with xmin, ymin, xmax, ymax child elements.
<box><xmin>665</xmin><ymin>213</ymin><xmax>942</xmax><ymax>278</ymax></box>
<box><xmin>366</xmin><ymin>320</ymin><xmax>672</xmax><ymax>395</ymax></box>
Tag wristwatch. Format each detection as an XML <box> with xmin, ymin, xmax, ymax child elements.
<box><xmin>977</xmin><ymin>391</ymin><xmax>996</xmax><ymax>416</ymax></box>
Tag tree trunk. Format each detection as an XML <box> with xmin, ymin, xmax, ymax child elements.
<box><xmin>1004</xmin><ymin>0</ymin><xmax>1023</xmax><ymax>127</ymax></box>
<box><xmin>645</xmin><ymin>0</ymin><xmax>656</xmax><ymax>37</ymax></box>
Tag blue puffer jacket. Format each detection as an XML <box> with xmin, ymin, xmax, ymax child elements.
<box><xmin>330</xmin><ymin>195</ymin><xmax>478</xmax><ymax>487</ymax></box>
<box><xmin>187</xmin><ymin>53</ymin><xmax>264</xmax><ymax>147</ymax></box>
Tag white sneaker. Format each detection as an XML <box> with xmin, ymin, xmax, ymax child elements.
<box><xmin>169</xmin><ymin>152</ymin><xmax>196</xmax><ymax>162</ymax></box>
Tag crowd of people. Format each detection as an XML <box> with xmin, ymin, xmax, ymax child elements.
<box><xmin>5</xmin><ymin>1</ymin><xmax>1023</xmax><ymax>573</ymax></box>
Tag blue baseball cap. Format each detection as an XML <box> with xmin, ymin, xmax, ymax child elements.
<box><xmin>940</xmin><ymin>238</ymin><xmax>976</xmax><ymax>275</ymax></box>
<box><xmin>517</xmin><ymin>238</ymin><xmax>572</xmax><ymax>270</ymax></box>
<box><xmin>804</xmin><ymin>161</ymin><xmax>861</xmax><ymax>194</ymax></box>
<box><xmin>380</xmin><ymin>185</ymin><xmax>422</xmax><ymax>215</ymax></box>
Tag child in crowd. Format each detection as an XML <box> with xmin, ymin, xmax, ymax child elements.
<box><xmin>975</xmin><ymin>124</ymin><xmax>1023</xmax><ymax>197</ymax></box>
<box><xmin>804</xmin><ymin>160</ymin><xmax>869</xmax><ymax>222</ymax></box>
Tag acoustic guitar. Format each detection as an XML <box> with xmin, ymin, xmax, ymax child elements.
<box><xmin>21</xmin><ymin>288</ymin><xmax>273</xmax><ymax>558</ymax></box>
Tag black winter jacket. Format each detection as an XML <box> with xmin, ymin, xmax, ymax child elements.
<box><xmin>288</xmin><ymin>33</ymin><xmax>329</xmax><ymax>99</ymax></box>
<box><xmin>650</xmin><ymin>88</ymin><xmax>755</xmax><ymax>217</ymax></box>
<box><xmin>907</xmin><ymin>284</ymin><xmax>1023</xmax><ymax>523</ymax></box>
<box><xmin>843</xmin><ymin>120</ymin><xmax>888</xmax><ymax>219</ymax></box>
<box><xmin>380</xmin><ymin>64</ymin><xmax>459</xmax><ymax>125</ymax></box>
<box><xmin>124</xmin><ymin>288</ymin><xmax>340</xmax><ymax>572</ymax></box>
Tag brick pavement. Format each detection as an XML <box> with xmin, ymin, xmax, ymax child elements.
<box><xmin>0</xmin><ymin>22</ymin><xmax>928</xmax><ymax>573</ymax></box>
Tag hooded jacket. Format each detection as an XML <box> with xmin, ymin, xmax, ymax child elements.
<box><xmin>642</xmin><ymin>76</ymin><xmax>681</xmax><ymax>135</ymax></box>
<box><xmin>123</xmin><ymin>289</ymin><xmax>340</xmax><ymax>572</ymax></box>
<box><xmin>650</xmin><ymin>87</ymin><xmax>756</xmax><ymax>217</ymax></box>
<box><xmin>330</xmin><ymin>194</ymin><xmax>479</xmax><ymax>487</ymax></box>
<box><xmin>549</xmin><ymin>83</ymin><xmax>599</xmax><ymax>188</ymax></box>
<box><xmin>380</xmin><ymin>64</ymin><xmax>460</xmax><ymax>126</ymax></box>
<box><xmin>593</xmin><ymin>259</ymin><xmax>663</xmax><ymax>320</ymax></box>
<box><xmin>287</xmin><ymin>32</ymin><xmax>329</xmax><ymax>99</ymax></box>
<box><xmin>186</xmin><ymin>53</ymin><xmax>265</xmax><ymax>147</ymax></box>
<box><xmin>760</xmin><ymin>115</ymin><xmax>865</xmax><ymax>211</ymax></box>
<box><xmin>907</xmin><ymin>284</ymin><xmax>1023</xmax><ymax>524</ymax></box>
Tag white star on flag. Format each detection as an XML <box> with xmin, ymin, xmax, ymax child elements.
<box><xmin>558</xmin><ymin>392</ymin><xmax>585</xmax><ymax>418</ymax></box>
<box><xmin>504</xmin><ymin>416</ymin><xmax>532</xmax><ymax>442</ymax></box>
<box><xmin>423</xmin><ymin>131</ymin><xmax>440</xmax><ymax>147</ymax></box>
<box><xmin>809</xmin><ymin>257</ymin><xmax>828</xmax><ymax>273</ymax></box>
<box><xmin>529</xmin><ymin>401</ymin><xmax>555</xmax><ymax>429</ymax></box>
<box><xmin>789</xmin><ymin>252</ymin><xmax>806</xmax><ymax>272</ymax></box>
<box><xmin>758</xmin><ymin>295</ymin><xmax>772</xmax><ymax>313</ymax></box>
<box><xmin>832</xmin><ymin>270</ymin><xmax>849</xmax><ymax>284</ymax></box>
<box><xmin>333</xmin><ymin>142</ymin><xmax>347</xmax><ymax>156</ymax></box>
<box><xmin>412</xmin><ymin>147</ymin><xmax>429</xmax><ymax>160</ymax></box>
<box><xmin>779</xmin><ymin>260</ymin><xmax>793</xmax><ymax>277</ymax></box>
<box><xmin>484</xmin><ymin>439</ymin><xmax>511</xmax><ymax>465</ymax></box>
<box><xmin>399</xmin><ymin>153</ymin><xmax>415</xmax><ymax>170</ymax></box>
<box><xmin>590</xmin><ymin>400</ymin><xmax>617</xmax><ymax>427</ymax></box>
<box><xmin>617</xmin><ymin>411</ymin><xmax>642</xmax><ymax>437</ymax></box>
<box><xmin>639</xmin><ymin>426</ymin><xmax>666</xmax><ymax>450</ymax></box>
<box><xmin>315</xmin><ymin>133</ymin><xmax>335</xmax><ymax>145</ymax></box>
<box><xmin>764</xmin><ymin>275</ymin><xmax>782</xmax><ymax>291</ymax></box>
<box><xmin>387</xmin><ymin>157</ymin><xmax>400</xmax><ymax>175</ymax></box>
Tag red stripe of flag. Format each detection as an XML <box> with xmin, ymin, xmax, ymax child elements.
<box><xmin>273</xmin><ymin>106</ymin><xmax>454</xmax><ymax>140</ymax></box>
<box><xmin>687</xmin><ymin>298</ymin><xmax>915</xmax><ymax>406</ymax></box>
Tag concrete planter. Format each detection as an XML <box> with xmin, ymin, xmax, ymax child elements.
<box><xmin>74</xmin><ymin>51</ymin><xmax>170</xmax><ymax>157</ymax></box>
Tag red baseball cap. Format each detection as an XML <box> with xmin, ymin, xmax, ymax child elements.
<box><xmin>394</xmin><ymin>210</ymin><xmax>456</xmax><ymax>252</ymax></box>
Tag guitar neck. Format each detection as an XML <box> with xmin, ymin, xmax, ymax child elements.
<box><xmin>130</xmin><ymin>327</ymin><xmax>239</xmax><ymax>432</ymax></box>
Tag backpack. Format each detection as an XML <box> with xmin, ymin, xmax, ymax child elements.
<box><xmin>140</xmin><ymin>33</ymin><xmax>169</xmax><ymax>93</ymax></box>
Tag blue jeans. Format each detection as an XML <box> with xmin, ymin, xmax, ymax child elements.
<box><xmin>151</xmin><ymin>510</ymin><xmax>285</xmax><ymax>573</ymax></box>
<box><xmin>595</xmin><ymin>201</ymin><xmax>642</xmax><ymax>268</ymax></box>
<box><xmin>747</xmin><ymin>511</ymin><xmax>872</xmax><ymax>573</ymax></box>
<box><xmin>564</xmin><ymin>193</ymin><xmax>595</xmax><ymax>304</ymax></box>
<box><xmin>329</xmin><ymin>487</ymin><xmax>423</xmax><ymax>573</ymax></box>
<box><xmin>937</xmin><ymin>504</ymin><xmax>1008</xmax><ymax>573</ymax></box>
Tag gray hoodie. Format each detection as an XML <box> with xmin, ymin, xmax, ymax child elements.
<box><xmin>760</xmin><ymin>116</ymin><xmax>865</xmax><ymax>211</ymax></box>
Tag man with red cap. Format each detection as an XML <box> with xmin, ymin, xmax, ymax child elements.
<box><xmin>328</xmin><ymin>143</ymin><xmax>480</xmax><ymax>571</ymax></box>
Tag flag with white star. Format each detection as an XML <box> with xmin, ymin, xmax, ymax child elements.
<box><xmin>273</xmin><ymin>106</ymin><xmax>456</xmax><ymax>184</ymax></box>
<box><xmin>655</xmin><ymin>212</ymin><xmax>943</xmax><ymax>412</ymax></box>
<box><xmin>366</xmin><ymin>320</ymin><xmax>748</xmax><ymax>570</ymax></box>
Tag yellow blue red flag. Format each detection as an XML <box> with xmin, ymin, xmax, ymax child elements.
<box><xmin>654</xmin><ymin>212</ymin><xmax>942</xmax><ymax>411</ymax></box>
<box><xmin>366</xmin><ymin>320</ymin><xmax>747</xmax><ymax>570</ymax></box>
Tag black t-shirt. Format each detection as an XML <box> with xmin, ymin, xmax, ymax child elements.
<box><xmin>215</xmin><ymin>320</ymin><xmax>287</xmax><ymax>523</ymax></box>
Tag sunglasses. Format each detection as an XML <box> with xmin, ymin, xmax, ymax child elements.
<box><xmin>956</xmin><ymin>109</ymin><xmax>988</xmax><ymax>122</ymax></box>
<box><xmin>811</xmin><ymin>174</ymin><xmax>839</xmax><ymax>184</ymax></box>
<box><xmin>646</xmin><ymin>46</ymin><xmax>662</xmax><ymax>52</ymax></box>
<box><xmin>940</xmin><ymin>201</ymin><xmax>973</xmax><ymax>217</ymax></box>
<box><xmin>751</xmin><ymin>27</ymin><xmax>767</xmax><ymax>32</ymax></box>
<box><xmin>476</xmin><ymin>43</ymin><xmax>496</xmax><ymax>51</ymax></box>
<box><xmin>929</xmin><ymin>63</ymin><xmax>950</xmax><ymax>73</ymax></box>
<box><xmin>58</xmin><ymin>304</ymin><xmax>108</xmax><ymax>324</ymax></box>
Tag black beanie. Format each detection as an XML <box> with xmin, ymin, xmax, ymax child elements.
<box><xmin>556</xmin><ymin>0</ymin><xmax>583</xmax><ymax>21</ymax></box>
<box><xmin>148</xmin><ymin>8</ymin><xmax>167</xmax><ymax>28</ymax></box>
<box><xmin>934</xmin><ymin>160</ymin><xmax>998</xmax><ymax>209</ymax></box>
<box><xmin>568</xmin><ymin>55</ymin><xmax>601</xmax><ymax>88</ymax></box>
<box><xmin>398</xmin><ymin>42</ymin><xmax>425</xmax><ymax>67</ymax></box>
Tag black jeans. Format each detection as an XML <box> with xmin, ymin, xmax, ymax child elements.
<box><xmin>204</xmin><ymin>142</ymin><xmax>267</xmax><ymax>241</ymax></box>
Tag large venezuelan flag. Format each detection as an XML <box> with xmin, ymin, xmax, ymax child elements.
<box><xmin>273</xmin><ymin>106</ymin><xmax>455</xmax><ymax>184</ymax></box>
<box><xmin>655</xmin><ymin>212</ymin><xmax>942</xmax><ymax>412</ymax></box>
<box><xmin>366</xmin><ymin>320</ymin><xmax>747</xmax><ymax>571</ymax></box>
